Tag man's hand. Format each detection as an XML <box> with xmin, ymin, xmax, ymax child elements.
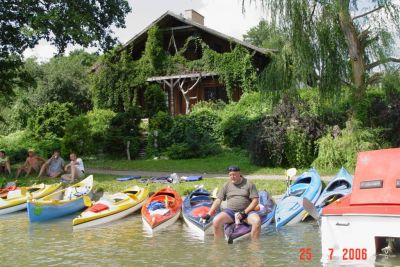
<box><xmin>202</xmin><ymin>214</ymin><xmax>211</xmax><ymax>221</ymax></box>
<box><xmin>238</xmin><ymin>211</ymin><xmax>247</xmax><ymax>221</ymax></box>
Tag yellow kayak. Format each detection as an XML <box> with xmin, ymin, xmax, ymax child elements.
<box><xmin>0</xmin><ymin>183</ymin><xmax>62</xmax><ymax>215</ymax></box>
<box><xmin>73</xmin><ymin>186</ymin><xmax>149</xmax><ymax>229</ymax></box>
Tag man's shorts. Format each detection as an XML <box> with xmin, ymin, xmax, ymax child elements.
<box><xmin>222</xmin><ymin>208</ymin><xmax>259</xmax><ymax>221</ymax></box>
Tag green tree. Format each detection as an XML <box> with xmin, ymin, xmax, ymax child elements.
<box><xmin>246</xmin><ymin>0</ymin><xmax>400</xmax><ymax>112</ymax></box>
<box><xmin>243</xmin><ymin>20</ymin><xmax>286</xmax><ymax>50</ymax></box>
<box><xmin>36</xmin><ymin>50</ymin><xmax>97</xmax><ymax>113</ymax></box>
<box><xmin>144</xmin><ymin>84</ymin><xmax>168</xmax><ymax>118</ymax></box>
<box><xmin>0</xmin><ymin>0</ymin><xmax>131</xmax><ymax>98</ymax></box>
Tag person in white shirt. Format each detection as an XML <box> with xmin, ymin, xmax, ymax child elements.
<box><xmin>61</xmin><ymin>153</ymin><xmax>85</xmax><ymax>182</ymax></box>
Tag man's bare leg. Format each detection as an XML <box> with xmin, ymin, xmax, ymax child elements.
<box><xmin>212</xmin><ymin>212</ymin><xmax>234</xmax><ymax>240</ymax></box>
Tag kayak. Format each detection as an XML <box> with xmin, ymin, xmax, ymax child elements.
<box><xmin>0</xmin><ymin>183</ymin><xmax>18</xmax><ymax>198</ymax></box>
<box><xmin>182</xmin><ymin>187</ymin><xmax>219</xmax><ymax>236</ymax></box>
<box><xmin>0</xmin><ymin>183</ymin><xmax>62</xmax><ymax>215</ymax></box>
<box><xmin>224</xmin><ymin>191</ymin><xmax>276</xmax><ymax>243</ymax></box>
<box><xmin>141</xmin><ymin>187</ymin><xmax>182</xmax><ymax>233</ymax></box>
<box><xmin>315</xmin><ymin>167</ymin><xmax>353</xmax><ymax>214</ymax></box>
<box><xmin>73</xmin><ymin>186</ymin><xmax>149</xmax><ymax>229</ymax></box>
<box><xmin>275</xmin><ymin>168</ymin><xmax>322</xmax><ymax>229</ymax></box>
<box><xmin>27</xmin><ymin>175</ymin><xmax>93</xmax><ymax>222</ymax></box>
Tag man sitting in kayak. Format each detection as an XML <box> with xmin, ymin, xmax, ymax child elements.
<box><xmin>203</xmin><ymin>165</ymin><xmax>261</xmax><ymax>240</ymax></box>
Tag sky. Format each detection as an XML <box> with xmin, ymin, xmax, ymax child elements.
<box><xmin>23</xmin><ymin>0</ymin><xmax>266</xmax><ymax>62</ymax></box>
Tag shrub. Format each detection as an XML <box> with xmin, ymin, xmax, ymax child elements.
<box><xmin>86</xmin><ymin>109</ymin><xmax>116</xmax><ymax>145</ymax></box>
<box><xmin>248</xmin><ymin>98</ymin><xmax>324</xmax><ymax>167</ymax></box>
<box><xmin>147</xmin><ymin>111</ymin><xmax>173</xmax><ymax>156</ymax></box>
<box><xmin>144</xmin><ymin>84</ymin><xmax>167</xmax><ymax>118</ymax></box>
<box><xmin>219</xmin><ymin>114</ymin><xmax>254</xmax><ymax>148</ymax></box>
<box><xmin>166</xmin><ymin>110</ymin><xmax>221</xmax><ymax>159</ymax></box>
<box><xmin>27</xmin><ymin>101</ymin><xmax>73</xmax><ymax>138</ymax></box>
<box><xmin>0</xmin><ymin>130</ymin><xmax>61</xmax><ymax>161</ymax></box>
<box><xmin>285</xmin><ymin>128</ymin><xmax>314</xmax><ymax>168</ymax></box>
<box><xmin>62</xmin><ymin>115</ymin><xmax>93</xmax><ymax>156</ymax></box>
<box><xmin>189</xmin><ymin>109</ymin><xmax>221</xmax><ymax>142</ymax></box>
<box><xmin>104</xmin><ymin>107</ymin><xmax>141</xmax><ymax>159</ymax></box>
<box><xmin>313</xmin><ymin>120</ymin><xmax>385</xmax><ymax>170</ymax></box>
<box><xmin>248</xmin><ymin>115</ymin><xmax>287</xmax><ymax>166</ymax></box>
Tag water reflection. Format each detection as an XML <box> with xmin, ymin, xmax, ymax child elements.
<box><xmin>1</xmin><ymin>212</ymin><xmax>400</xmax><ymax>266</ymax></box>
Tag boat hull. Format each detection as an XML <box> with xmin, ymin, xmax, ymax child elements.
<box><xmin>182</xmin><ymin>213</ymin><xmax>213</xmax><ymax>236</ymax></box>
<box><xmin>321</xmin><ymin>215</ymin><xmax>400</xmax><ymax>262</ymax></box>
<box><xmin>224</xmin><ymin>207</ymin><xmax>275</xmax><ymax>243</ymax></box>
<box><xmin>142</xmin><ymin>210</ymin><xmax>181</xmax><ymax>233</ymax></box>
<box><xmin>224</xmin><ymin>191</ymin><xmax>276</xmax><ymax>243</ymax></box>
<box><xmin>0</xmin><ymin>203</ymin><xmax>27</xmax><ymax>215</ymax></box>
<box><xmin>74</xmin><ymin>202</ymin><xmax>144</xmax><ymax>229</ymax></box>
<box><xmin>0</xmin><ymin>183</ymin><xmax>62</xmax><ymax>216</ymax></box>
<box><xmin>141</xmin><ymin>187</ymin><xmax>182</xmax><ymax>233</ymax></box>
<box><xmin>182</xmin><ymin>188</ymin><xmax>216</xmax><ymax>237</ymax></box>
<box><xmin>28</xmin><ymin>196</ymin><xmax>90</xmax><ymax>222</ymax></box>
<box><xmin>275</xmin><ymin>168</ymin><xmax>322</xmax><ymax>229</ymax></box>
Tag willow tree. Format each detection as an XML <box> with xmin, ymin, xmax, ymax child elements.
<box><xmin>247</xmin><ymin>0</ymin><xmax>400</xmax><ymax>110</ymax></box>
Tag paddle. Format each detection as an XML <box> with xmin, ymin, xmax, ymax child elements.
<box><xmin>227</xmin><ymin>225</ymin><xmax>235</xmax><ymax>244</ymax></box>
<box><xmin>227</xmin><ymin>212</ymin><xmax>244</xmax><ymax>244</ymax></box>
<box><xmin>286</xmin><ymin>168</ymin><xmax>297</xmax><ymax>194</ymax></box>
<box><xmin>302</xmin><ymin>197</ymin><xmax>320</xmax><ymax>221</ymax></box>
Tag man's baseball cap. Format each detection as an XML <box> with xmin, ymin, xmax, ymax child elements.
<box><xmin>228</xmin><ymin>165</ymin><xmax>240</xmax><ymax>172</ymax></box>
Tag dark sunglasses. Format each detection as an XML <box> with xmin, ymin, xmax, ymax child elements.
<box><xmin>228</xmin><ymin>166</ymin><xmax>240</xmax><ymax>172</ymax></box>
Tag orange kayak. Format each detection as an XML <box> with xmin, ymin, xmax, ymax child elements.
<box><xmin>141</xmin><ymin>187</ymin><xmax>182</xmax><ymax>233</ymax></box>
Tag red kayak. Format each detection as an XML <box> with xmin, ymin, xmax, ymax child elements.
<box><xmin>141</xmin><ymin>187</ymin><xmax>182</xmax><ymax>233</ymax></box>
<box><xmin>0</xmin><ymin>185</ymin><xmax>18</xmax><ymax>198</ymax></box>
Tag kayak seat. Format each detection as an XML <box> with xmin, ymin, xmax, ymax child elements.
<box><xmin>290</xmin><ymin>183</ymin><xmax>308</xmax><ymax>197</ymax></box>
<box><xmin>190</xmin><ymin>195</ymin><xmax>211</xmax><ymax>205</ymax></box>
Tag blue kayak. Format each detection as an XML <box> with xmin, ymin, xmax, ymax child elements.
<box><xmin>314</xmin><ymin>167</ymin><xmax>353</xmax><ymax>214</ymax></box>
<box><xmin>182</xmin><ymin>187</ymin><xmax>219</xmax><ymax>236</ymax></box>
<box><xmin>224</xmin><ymin>191</ymin><xmax>276</xmax><ymax>243</ymax></box>
<box><xmin>27</xmin><ymin>175</ymin><xmax>93</xmax><ymax>222</ymax></box>
<box><xmin>116</xmin><ymin>175</ymin><xmax>141</xmax><ymax>181</ymax></box>
<box><xmin>275</xmin><ymin>168</ymin><xmax>322</xmax><ymax>229</ymax></box>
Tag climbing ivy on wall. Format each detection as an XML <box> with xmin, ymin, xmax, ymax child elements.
<box><xmin>91</xmin><ymin>26</ymin><xmax>259</xmax><ymax>110</ymax></box>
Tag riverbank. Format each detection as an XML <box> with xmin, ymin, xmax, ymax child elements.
<box><xmin>0</xmin><ymin>173</ymin><xmax>290</xmax><ymax>196</ymax></box>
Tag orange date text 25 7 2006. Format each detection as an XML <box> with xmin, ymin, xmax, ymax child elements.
<box><xmin>328</xmin><ymin>248</ymin><xmax>367</xmax><ymax>261</ymax></box>
<box><xmin>299</xmin><ymin>248</ymin><xmax>313</xmax><ymax>261</ymax></box>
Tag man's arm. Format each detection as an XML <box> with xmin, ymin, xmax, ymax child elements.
<box><xmin>208</xmin><ymin>198</ymin><xmax>222</xmax><ymax>216</ymax></box>
<box><xmin>243</xmin><ymin>198</ymin><xmax>259</xmax><ymax>215</ymax></box>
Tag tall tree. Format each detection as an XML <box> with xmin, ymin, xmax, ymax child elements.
<box><xmin>0</xmin><ymin>0</ymin><xmax>131</xmax><ymax>98</ymax></box>
<box><xmin>246</xmin><ymin>0</ymin><xmax>400</xmax><ymax>109</ymax></box>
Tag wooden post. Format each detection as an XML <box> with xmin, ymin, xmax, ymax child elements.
<box><xmin>178</xmin><ymin>75</ymin><xmax>201</xmax><ymax>114</ymax></box>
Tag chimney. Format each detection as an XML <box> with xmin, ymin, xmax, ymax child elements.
<box><xmin>184</xmin><ymin>9</ymin><xmax>204</xmax><ymax>25</ymax></box>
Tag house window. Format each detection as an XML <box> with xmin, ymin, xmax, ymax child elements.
<box><xmin>204</xmin><ymin>87</ymin><xmax>228</xmax><ymax>103</ymax></box>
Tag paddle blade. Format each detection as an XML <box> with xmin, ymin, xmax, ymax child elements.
<box><xmin>302</xmin><ymin>198</ymin><xmax>320</xmax><ymax>220</ymax></box>
<box><xmin>211</xmin><ymin>187</ymin><xmax>218</xmax><ymax>199</ymax></box>
<box><xmin>286</xmin><ymin>168</ymin><xmax>297</xmax><ymax>179</ymax></box>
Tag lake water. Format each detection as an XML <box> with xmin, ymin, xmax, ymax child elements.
<box><xmin>1</xmin><ymin>212</ymin><xmax>400</xmax><ymax>266</ymax></box>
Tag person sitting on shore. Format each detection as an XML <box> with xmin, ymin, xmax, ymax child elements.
<box><xmin>0</xmin><ymin>149</ymin><xmax>11</xmax><ymax>176</ymax></box>
<box><xmin>37</xmin><ymin>150</ymin><xmax>65</xmax><ymax>179</ymax></box>
<box><xmin>60</xmin><ymin>153</ymin><xmax>85</xmax><ymax>182</ymax></box>
<box><xmin>16</xmin><ymin>149</ymin><xmax>45</xmax><ymax>178</ymax></box>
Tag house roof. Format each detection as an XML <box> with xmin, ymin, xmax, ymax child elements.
<box><xmin>122</xmin><ymin>11</ymin><xmax>274</xmax><ymax>56</ymax></box>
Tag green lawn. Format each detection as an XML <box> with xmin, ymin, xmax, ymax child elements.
<box><xmin>0</xmin><ymin>173</ymin><xmax>288</xmax><ymax>196</ymax></box>
<box><xmin>86</xmin><ymin>151</ymin><xmax>338</xmax><ymax>176</ymax></box>
<box><xmin>86</xmin><ymin>151</ymin><xmax>289</xmax><ymax>175</ymax></box>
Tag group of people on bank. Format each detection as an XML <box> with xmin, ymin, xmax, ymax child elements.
<box><xmin>0</xmin><ymin>149</ymin><xmax>85</xmax><ymax>182</ymax></box>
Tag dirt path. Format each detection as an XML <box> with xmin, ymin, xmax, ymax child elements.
<box><xmin>87</xmin><ymin>168</ymin><xmax>333</xmax><ymax>181</ymax></box>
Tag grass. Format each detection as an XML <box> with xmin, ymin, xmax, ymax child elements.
<box><xmin>0</xmin><ymin>173</ymin><xmax>288</xmax><ymax>196</ymax></box>
<box><xmin>87</xmin><ymin>151</ymin><xmax>291</xmax><ymax>175</ymax></box>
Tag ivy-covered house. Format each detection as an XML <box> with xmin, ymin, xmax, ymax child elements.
<box><xmin>120</xmin><ymin>10</ymin><xmax>272</xmax><ymax>115</ymax></box>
